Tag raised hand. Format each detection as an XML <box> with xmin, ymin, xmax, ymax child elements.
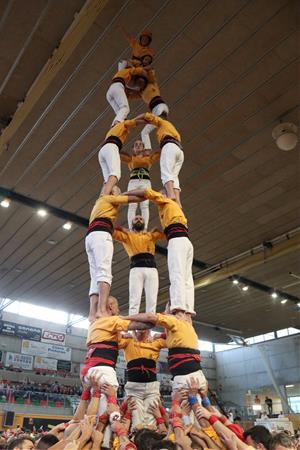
<box><xmin>147</xmin><ymin>400</ymin><xmax>162</xmax><ymax>419</ymax></box>
<box><xmin>187</xmin><ymin>377</ymin><xmax>201</xmax><ymax>395</ymax></box>
<box><xmin>101</xmin><ymin>383</ymin><xmax>117</xmax><ymax>397</ymax></box>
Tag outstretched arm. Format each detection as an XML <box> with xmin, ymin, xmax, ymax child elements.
<box><xmin>120</xmin><ymin>26</ymin><xmax>135</xmax><ymax>46</ymax></box>
<box><xmin>120</xmin><ymin>152</ymin><xmax>131</xmax><ymax>163</ymax></box>
<box><xmin>123</xmin><ymin>188</ymin><xmax>147</xmax><ymax>197</ymax></box>
<box><xmin>127</xmin><ymin>194</ymin><xmax>145</xmax><ymax>203</ymax></box>
<box><xmin>122</xmin><ymin>312</ymin><xmax>158</xmax><ymax>325</ymax></box>
<box><xmin>128</xmin><ymin>321</ymin><xmax>153</xmax><ymax>330</ymax></box>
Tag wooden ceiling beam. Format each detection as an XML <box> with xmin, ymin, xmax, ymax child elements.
<box><xmin>0</xmin><ymin>0</ymin><xmax>108</xmax><ymax>156</ymax></box>
<box><xmin>194</xmin><ymin>233</ymin><xmax>300</xmax><ymax>290</ymax></box>
<box><xmin>155</xmin><ymin>233</ymin><xmax>300</xmax><ymax>308</ymax></box>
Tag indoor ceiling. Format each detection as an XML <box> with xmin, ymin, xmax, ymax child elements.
<box><xmin>0</xmin><ymin>0</ymin><xmax>299</xmax><ymax>342</ymax></box>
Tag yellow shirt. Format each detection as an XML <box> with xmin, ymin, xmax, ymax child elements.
<box><xmin>143</xmin><ymin>113</ymin><xmax>181</xmax><ymax>144</ymax></box>
<box><xmin>105</xmin><ymin>119</ymin><xmax>137</xmax><ymax>145</ymax></box>
<box><xmin>127</xmin><ymin>35</ymin><xmax>154</xmax><ymax>60</ymax></box>
<box><xmin>87</xmin><ymin>316</ymin><xmax>130</xmax><ymax>345</ymax></box>
<box><xmin>120</xmin><ymin>153</ymin><xmax>160</xmax><ymax>169</ymax></box>
<box><xmin>89</xmin><ymin>195</ymin><xmax>128</xmax><ymax>224</ymax></box>
<box><xmin>118</xmin><ymin>337</ymin><xmax>166</xmax><ymax>363</ymax></box>
<box><xmin>112</xmin><ymin>67</ymin><xmax>147</xmax><ymax>84</ymax></box>
<box><xmin>141</xmin><ymin>70</ymin><xmax>160</xmax><ymax>105</ymax></box>
<box><xmin>156</xmin><ymin>313</ymin><xmax>199</xmax><ymax>350</ymax></box>
<box><xmin>113</xmin><ymin>229</ymin><xmax>165</xmax><ymax>257</ymax></box>
<box><xmin>202</xmin><ymin>426</ymin><xmax>224</xmax><ymax>447</ymax></box>
<box><xmin>144</xmin><ymin>188</ymin><xmax>187</xmax><ymax>229</ymax></box>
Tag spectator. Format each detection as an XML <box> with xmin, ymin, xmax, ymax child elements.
<box><xmin>265</xmin><ymin>396</ymin><xmax>273</xmax><ymax>415</ymax></box>
<box><xmin>7</xmin><ymin>437</ymin><xmax>34</xmax><ymax>450</ymax></box>
<box><xmin>269</xmin><ymin>432</ymin><xmax>296</xmax><ymax>450</ymax></box>
<box><xmin>35</xmin><ymin>434</ymin><xmax>59</xmax><ymax>450</ymax></box>
<box><xmin>255</xmin><ymin>395</ymin><xmax>261</xmax><ymax>405</ymax></box>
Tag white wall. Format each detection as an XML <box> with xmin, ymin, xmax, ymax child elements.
<box><xmin>216</xmin><ymin>335</ymin><xmax>300</xmax><ymax>408</ymax></box>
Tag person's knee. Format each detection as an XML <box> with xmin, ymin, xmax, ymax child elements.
<box><xmin>128</xmin><ymin>202</ymin><xmax>137</xmax><ymax>211</ymax></box>
<box><xmin>140</xmin><ymin>200</ymin><xmax>149</xmax><ymax>210</ymax></box>
<box><xmin>120</xmin><ymin>103</ymin><xmax>130</xmax><ymax>116</ymax></box>
<box><xmin>96</xmin><ymin>273</ymin><xmax>112</xmax><ymax>285</ymax></box>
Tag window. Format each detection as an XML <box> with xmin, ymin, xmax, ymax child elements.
<box><xmin>73</xmin><ymin>319</ymin><xmax>89</xmax><ymax>329</ymax></box>
<box><xmin>198</xmin><ymin>340</ymin><xmax>213</xmax><ymax>352</ymax></box>
<box><xmin>215</xmin><ymin>343</ymin><xmax>241</xmax><ymax>352</ymax></box>
<box><xmin>288</xmin><ymin>396</ymin><xmax>300</xmax><ymax>413</ymax></box>
<box><xmin>276</xmin><ymin>328</ymin><xmax>289</xmax><ymax>338</ymax></box>
<box><xmin>4</xmin><ymin>300</ymin><xmax>68</xmax><ymax>325</ymax></box>
<box><xmin>3</xmin><ymin>300</ymin><xmax>21</xmax><ymax>314</ymax></box>
<box><xmin>253</xmin><ymin>334</ymin><xmax>264</xmax><ymax>343</ymax></box>
<box><xmin>263</xmin><ymin>332</ymin><xmax>275</xmax><ymax>341</ymax></box>
<box><xmin>287</xmin><ymin>327</ymin><xmax>300</xmax><ymax>335</ymax></box>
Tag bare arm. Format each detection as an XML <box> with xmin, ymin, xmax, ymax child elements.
<box><xmin>120</xmin><ymin>152</ymin><xmax>131</xmax><ymax>163</ymax></box>
<box><xmin>196</xmin><ymin>406</ymin><xmax>249</xmax><ymax>450</ymax></box>
<box><xmin>122</xmin><ymin>188</ymin><xmax>147</xmax><ymax>197</ymax></box>
<box><xmin>115</xmin><ymin>225</ymin><xmax>129</xmax><ymax>232</ymax></box>
<box><xmin>128</xmin><ymin>321</ymin><xmax>153</xmax><ymax>330</ymax></box>
<box><xmin>127</xmin><ymin>194</ymin><xmax>145</xmax><ymax>203</ymax></box>
<box><xmin>120</xmin><ymin>26</ymin><xmax>135</xmax><ymax>46</ymax></box>
<box><xmin>122</xmin><ymin>312</ymin><xmax>158</xmax><ymax>324</ymax></box>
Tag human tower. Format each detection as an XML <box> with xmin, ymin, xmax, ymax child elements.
<box><xmin>81</xmin><ymin>29</ymin><xmax>206</xmax><ymax>436</ymax></box>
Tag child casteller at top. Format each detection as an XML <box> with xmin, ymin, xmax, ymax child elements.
<box><xmin>121</xmin><ymin>28</ymin><xmax>154</xmax><ymax>68</ymax></box>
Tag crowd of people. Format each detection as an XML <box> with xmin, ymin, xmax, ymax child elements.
<box><xmin>0</xmin><ymin>385</ymin><xmax>299</xmax><ymax>450</ymax></box>
<box><xmin>0</xmin><ymin>380</ymin><xmax>82</xmax><ymax>404</ymax></box>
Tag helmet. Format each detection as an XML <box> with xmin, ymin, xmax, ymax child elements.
<box><xmin>140</xmin><ymin>30</ymin><xmax>152</xmax><ymax>40</ymax></box>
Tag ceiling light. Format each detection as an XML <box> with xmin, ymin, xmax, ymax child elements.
<box><xmin>271</xmin><ymin>292</ymin><xmax>278</xmax><ymax>299</ymax></box>
<box><xmin>242</xmin><ymin>285</ymin><xmax>249</xmax><ymax>291</ymax></box>
<box><xmin>281</xmin><ymin>299</ymin><xmax>287</xmax><ymax>304</ymax></box>
<box><xmin>37</xmin><ymin>209</ymin><xmax>47</xmax><ymax>217</ymax></box>
<box><xmin>0</xmin><ymin>198</ymin><xmax>10</xmax><ymax>208</ymax></box>
<box><xmin>297</xmin><ymin>302</ymin><xmax>300</xmax><ymax>308</ymax></box>
<box><xmin>232</xmin><ymin>279</ymin><xmax>239</xmax><ymax>285</ymax></box>
<box><xmin>46</xmin><ymin>239</ymin><xmax>57</xmax><ymax>245</ymax></box>
<box><xmin>272</xmin><ymin>122</ymin><xmax>298</xmax><ymax>151</ymax></box>
<box><xmin>286</xmin><ymin>385</ymin><xmax>294</xmax><ymax>388</ymax></box>
<box><xmin>62</xmin><ymin>222</ymin><xmax>72</xmax><ymax>230</ymax></box>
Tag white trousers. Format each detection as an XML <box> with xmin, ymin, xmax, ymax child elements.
<box><xmin>125</xmin><ymin>381</ymin><xmax>160</xmax><ymax>428</ymax></box>
<box><xmin>172</xmin><ymin>370</ymin><xmax>207</xmax><ymax>424</ymax></box>
<box><xmin>85</xmin><ymin>231</ymin><xmax>113</xmax><ymax>295</ymax></box>
<box><xmin>84</xmin><ymin>366</ymin><xmax>118</xmax><ymax>448</ymax></box>
<box><xmin>172</xmin><ymin>369</ymin><xmax>207</xmax><ymax>391</ymax></box>
<box><xmin>127</xmin><ymin>178</ymin><xmax>151</xmax><ymax>229</ymax></box>
<box><xmin>160</xmin><ymin>142</ymin><xmax>184</xmax><ymax>190</ymax></box>
<box><xmin>168</xmin><ymin>237</ymin><xmax>194</xmax><ymax>314</ymax></box>
<box><xmin>106</xmin><ymin>82</ymin><xmax>130</xmax><ymax>125</ymax></box>
<box><xmin>129</xmin><ymin>267</ymin><xmax>159</xmax><ymax>315</ymax></box>
<box><xmin>98</xmin><ymin>143</ymin><xmax>121</xmax><ymax>182</ymax></box>
<box><xmin>141</xmin><ymin>103</ymin><xmax>170</xmax><ymax>149</ymax></box>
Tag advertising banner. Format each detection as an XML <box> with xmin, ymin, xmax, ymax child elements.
<box><xmin>5</xmin><ymin>352</ymin><xmax>33</xmax><ymax>370</ymax></box>
<box><xmin>21</xmin><ymin>340</ymin><xmax>72</xmax><ymax>361</ymax></box>
<box><xmin>34</xmin><ymin>356</ymin><xmax>58</xmax><ymax>371</ymax></box>
<box><xmin>0</xmin><ymin>320</ymin><xmax>41</xmax><ymax>341</ymax></box>
<box><xmin>57</xmin><ymin>360</ymin><xmax>71</xmax><ymax>372</ymax></box>
<box><xmin>41</xmin><ymin>330</ymin><xmax>66</xmax><ymax>346</ymax></box>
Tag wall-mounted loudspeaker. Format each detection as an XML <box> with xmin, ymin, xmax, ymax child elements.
<box><xmin>3</xmin><ymin>411</ymin><xmax>15</xmax><ymax>427</ymax></box>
